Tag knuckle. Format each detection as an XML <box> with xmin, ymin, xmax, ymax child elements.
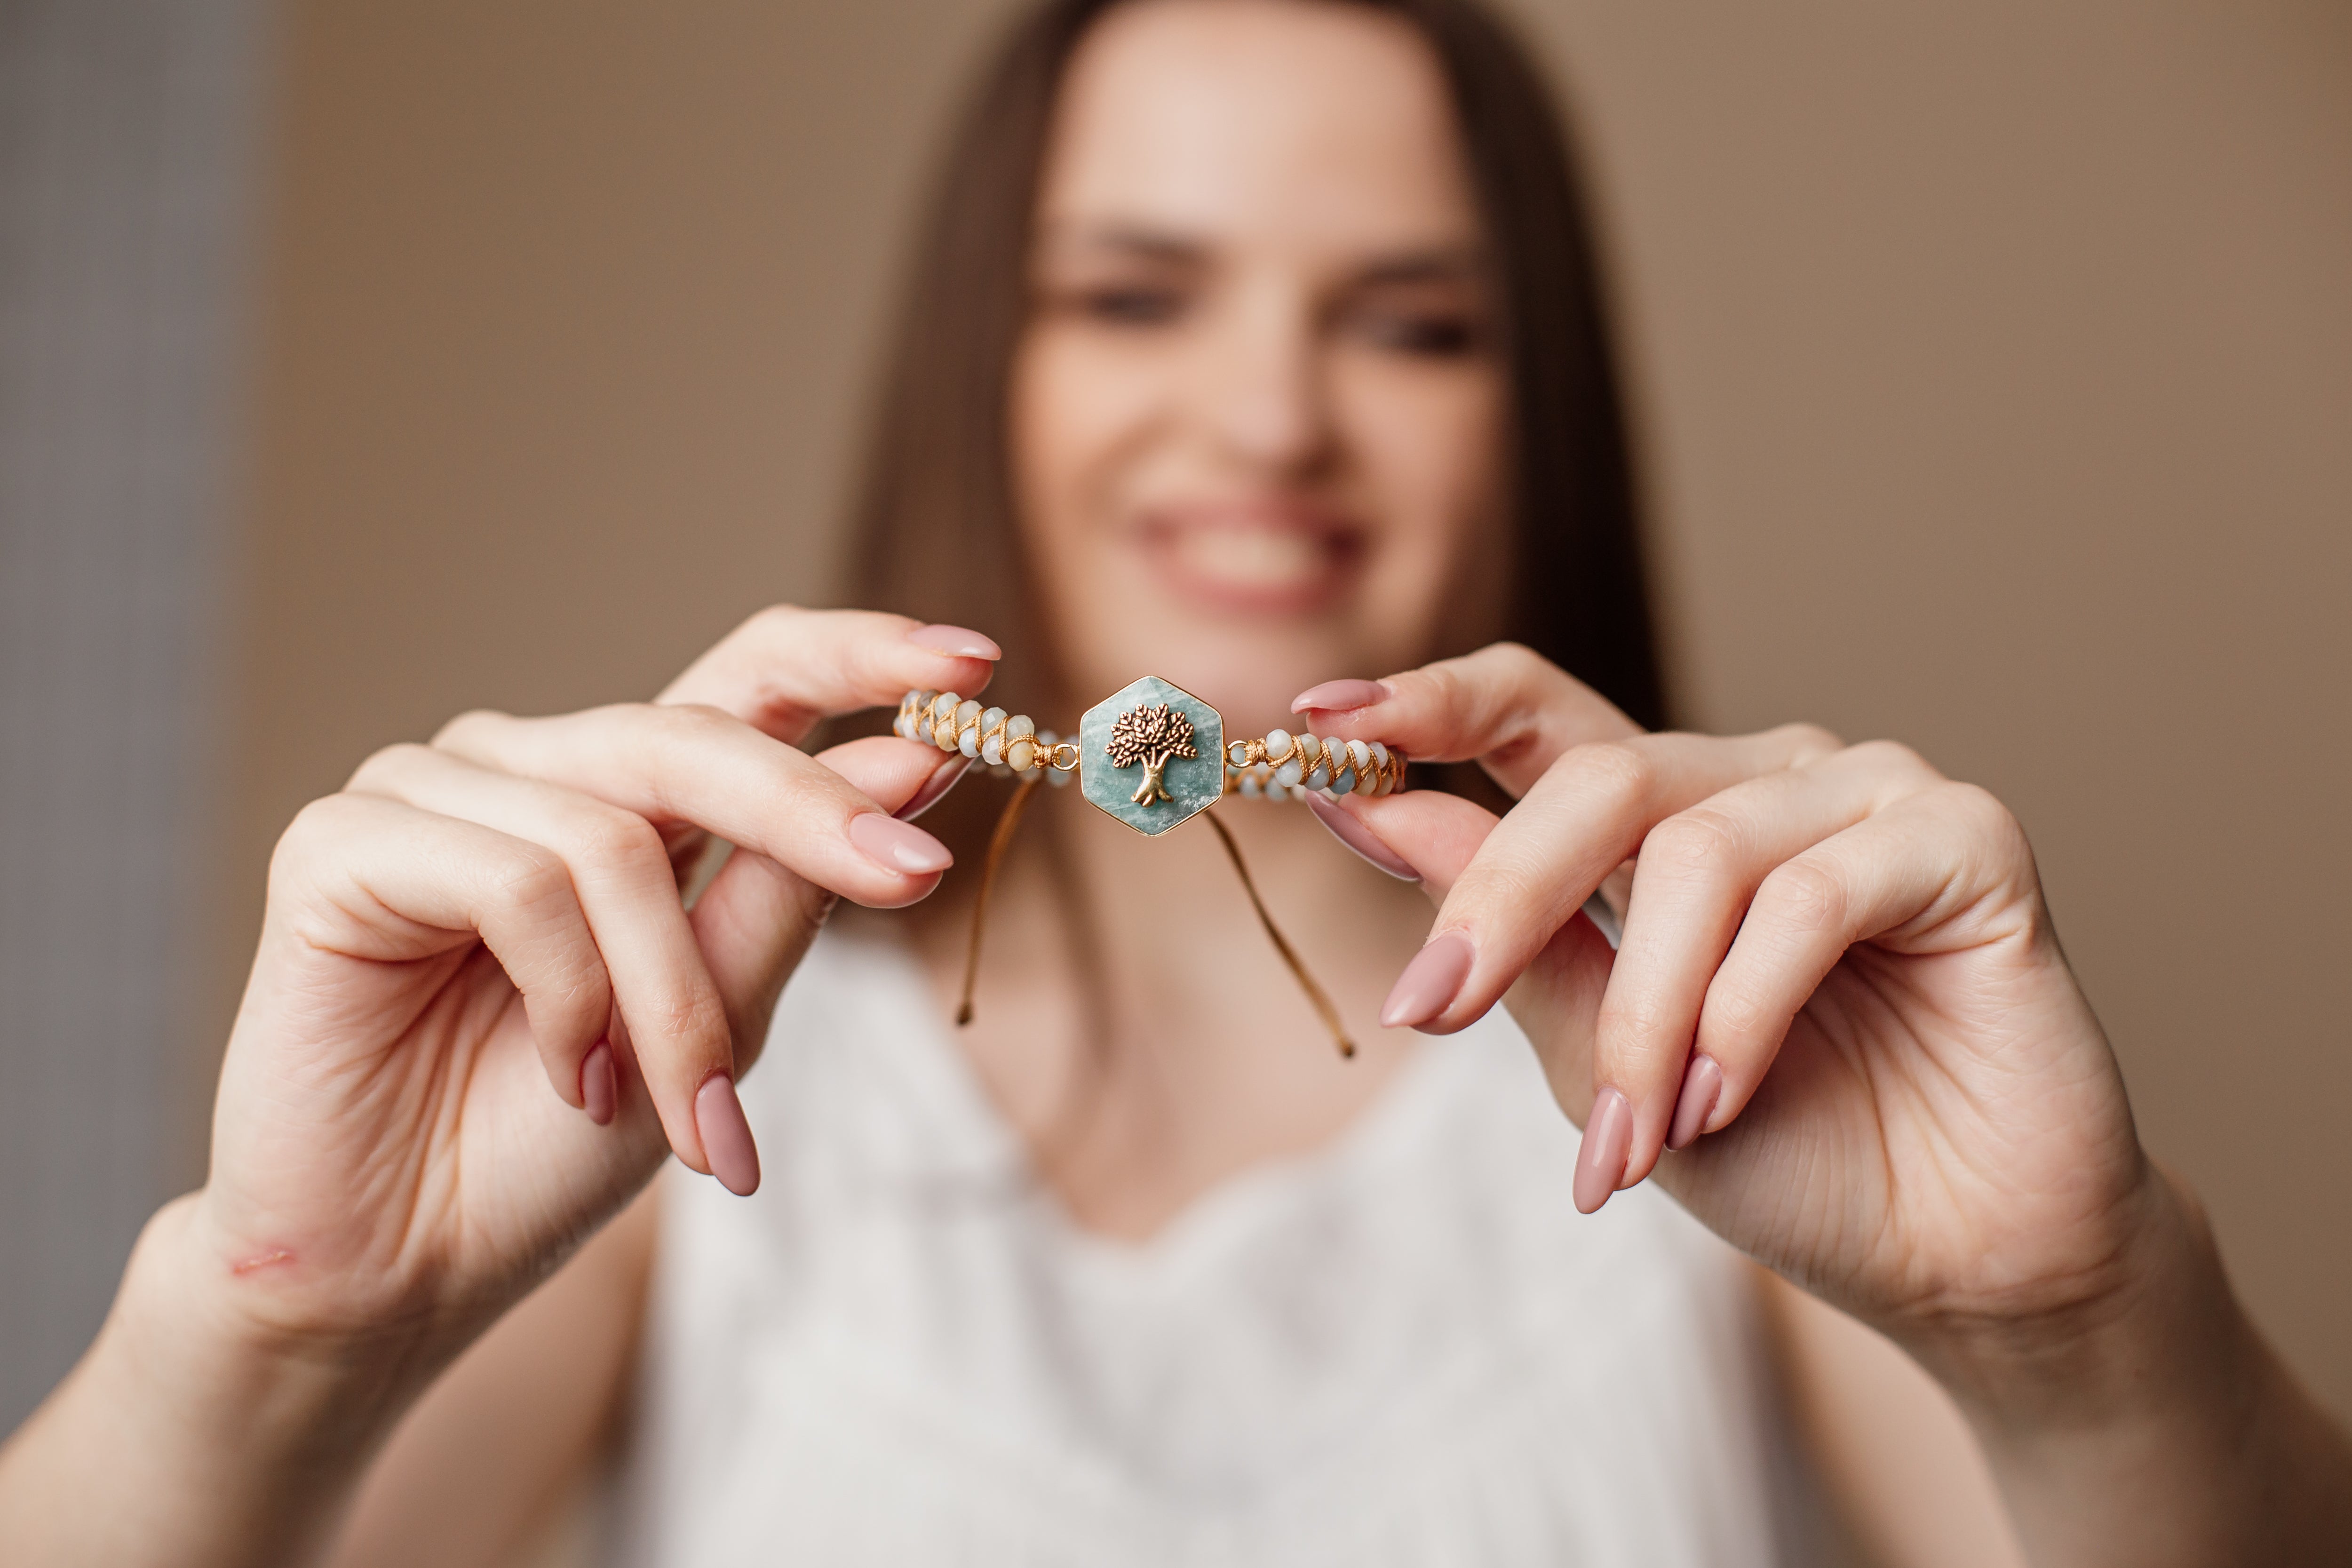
<box><xmin>345</xmin><ymin>740</ymin><xmax>432</xmax><ymax>791</ymax></box>
<box><xmin>430</xmin><ymin>708</ymin><xmax>509</xmax><ymax>750</ymax></box>
<box><xmin>1846</xmin><ymin>737</ymin><xmax>1937</xmax><ymax>783</ymax></box>
<box><xmin>1776</xmin><ymin>721</ymin><xmax>1845</xmax><ymax>760</ymax></box>
<box><xmin>1570</xmin><ymin>739</ymin><xmax>1658</xmax><ymax>812</ymax></box>
<box><xmin>739</xmin><ymin>603</ymin><xmax>808</xmax><ymax>646</ymax></box>
<box><xmin>491</xmin><ymin>845</ymin><xmax>578</xmax><ymax>918</ymax></box>
<box><xmin>270</xmin><ymin>795</ymin><xmax>355</xmax><ymax>886</ymax></box>
<box><xmin>1937</xmin><ymin>780</ymin><xmax>2028</xmax><ymax>853</ymax></box>
<box><xmin>566</xmin><ymin>807</ymin><xmax>668</xmax><ymax>877</ymax></box>
<box><xmin>1641</xmin><ymin>808</ymin><xmax>1744</xmax><ymax>882</ymax></box>
<box><xmin>1758</xmin><ymin>857</ymin><xmax>1845</xmax><ymax>935</ymax></box>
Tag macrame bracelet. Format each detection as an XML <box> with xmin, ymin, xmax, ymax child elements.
<box><xmin>893</xmin><ymin>675</ymin><xmax>1411</xmax><ymax>1057</ymax></box>
<box><xmin>892</xmin><ymin>689</ymin><xmax>1406</xmax><ymax>801</ymax></box>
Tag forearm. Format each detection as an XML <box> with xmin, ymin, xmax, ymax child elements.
<box><xmin>0</xmin><ymin>1195</ymin><xmax>437</xmax><ymax>1568</ymax></box>
<box><xmin>1907</xmin><ymin>1167</ymin><xmax>2352</xmax><ymax>1567</ymax></box>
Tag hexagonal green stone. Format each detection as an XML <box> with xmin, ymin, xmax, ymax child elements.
<box><xmin>1079</xmin><ymin>676</ymin><xmax>1225</xmax><ymax>836</ymax></box>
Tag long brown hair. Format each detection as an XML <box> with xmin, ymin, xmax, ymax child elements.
<box><xmin>846</xmin><ymin>0</ymin><xmax>1665</xmax><ymax>824</ymax></box>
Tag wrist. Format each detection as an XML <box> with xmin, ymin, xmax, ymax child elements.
<box><xmin>49</xmin><ymin>1195</ymin><xmax>446</xmax><ymax>1565</ymax></box>
<box><xmin>1888</xmin><ymin>1162</ymin><xmax>2346</xmax><ymax>1565</ymax></box>
<box><xmin>1892</xmin><ymin>1160</ymin><xmax>2240</xmax><ymax>1434</ymax></box>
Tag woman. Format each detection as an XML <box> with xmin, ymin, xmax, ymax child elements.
<box><xmin>3</xmin><ymin>0</ymin><xmax>2346</xmax><ymax>1562</ymax></box>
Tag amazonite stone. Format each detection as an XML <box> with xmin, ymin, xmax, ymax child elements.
<box><xmin>1079</xmin><ymin>676</ymin><xmax>1223</xmax><ymax>835</ymax></box>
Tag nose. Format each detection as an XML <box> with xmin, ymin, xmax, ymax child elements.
<box><xmin>1191</xmin><ymin>278</ymin><xmax>1332</xmax><ymax>478</ymax></box>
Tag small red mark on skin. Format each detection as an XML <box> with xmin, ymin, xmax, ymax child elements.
<box><xmin>230</xmin><ymin>1249</ymin><xmax>295</xmax><ymax>1275</ymax></box>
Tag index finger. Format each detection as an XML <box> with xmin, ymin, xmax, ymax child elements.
<box><xmin>1291</xmin><ymin>642</ymin><xmax>1641</xmax><ymax>798</ymax></box>
<box><xmin>660</xmin><ymin>605</ymin><xmax>1001</xmax><ymax>743</ymax></box>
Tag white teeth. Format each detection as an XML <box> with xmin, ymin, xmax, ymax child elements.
<box><xmin>1173</xmin><ymin>527</ymin><xmax>1323</xmax><ymax>590</ymax></box>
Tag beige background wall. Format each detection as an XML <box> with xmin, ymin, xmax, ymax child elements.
<box><xmin>223</xmin><ymin>0</ymin><xmax>2352</xmax><ymax>1419</ymax></box>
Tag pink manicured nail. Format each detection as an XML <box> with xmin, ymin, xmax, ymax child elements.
<box><xmin>1290</xmin><ymin>678</ymin><xmax>1391</xmax><ymax>715</ymax></box>
<box><xmin>906</xmin><ymin>623</ymin><xmax>1002</xmax><ymax>660</ymax></box>
<box><xmin>849</xmin><ymin>812</ymin><xmax>954</xmax><ymax>874</ymax></box>
<box><xmin>1666</xmin><ymin>1054</ymin><xmax>1722</xmax><ymax>1151</ymax></box>
<box><xmin>895</xmin><ymin>755</ymin><xmax>971</xmax><ymax>821</ymax></box>
<box><xmin>695</xmin><ymin>1072</ymin><xmax>761</xmax><ymax>1196</ymax></box>
<box><xmin>1303</xmin><ymin>793</ymin><xmax>1418</xmax><ymax>881</ymax></box>
<box><xmin>1380</xmin><ymin>929</ymin><xmax>1474</xmax><ymax>1028</ymax></box>
<box><xmin>1574</xmin><ymin>1088</ymin><xmax>1632</xmax><ymax>1213</ymax></box>
<box><xmin>581</xmin><ymin>1041</ymin><xmax>617</xmax><ymax>1126</ymax></box>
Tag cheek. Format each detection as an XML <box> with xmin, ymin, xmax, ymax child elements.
<box><xmin>1336</xmin><ymin>359</ymin><xmax>1508</xmax><ymax>631</ymax></box>
<box><xmin>1009</xmin><ymin>327</ymin><xmax>1168</xmax><ymax>549</ymax></box>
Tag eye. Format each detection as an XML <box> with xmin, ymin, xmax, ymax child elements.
<box><xmin>1353</xmin><ymin>310</ymin><xmax>1482</xmax><ymax>358</ymax></box>
<box><xmin>1072</xmin><ymin>283</ymin><xmax>1188</xmax><ymax>327</ymax></box>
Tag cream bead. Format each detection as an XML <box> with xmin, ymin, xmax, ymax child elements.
<box><xmin>1263</xmin><ymin>727</ymin><xmax>1293</xmax><ymax>762</ymax></box>
<box><xmin>1007</xmin><ymin>737</ymin><xmax>1035</xmax><ymax>772</ymax></box>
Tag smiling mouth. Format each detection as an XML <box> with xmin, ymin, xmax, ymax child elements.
<box><xmin>1135</xmin><ymin>507</ymin><xmax>1365</xmax><ymax>613</ymax></box>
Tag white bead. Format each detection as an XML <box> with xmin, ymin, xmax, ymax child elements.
<box><xmin>959</xmin><ymin>728</ymin><xmax>980</xmax><ymax>758</ymax></box>
<box><xmin>980</xmin><ymin>705</ymin><xmax>1006</xmax><ymax>734</ymax></box>
<box><xmin>982</xmin><ymin>734</ymin><xmax>1005</xmax><ymax>765</ymax></box>
<box><xmin>1347</xmin><ymin>739</ymin><xmax>1371</xmax><ymax>771</ymax></box>
<box><xmin>1369</xmin><ymin>740</ymin><xmax>1389</xmax><ymax>767</ymax></box>
<box><xmin>1007</xmin><ymin>714</ymin><xmax>1035</xmax><ymax>740</ymax></box>
<box><xmin>1275</xmin><ymin>759</ymin><xmax>1303</xmax><ymax>788</ymax></box>
<box><xmin>1354</xmin><ymin>763</ymin><xmax>1379</xmax><ymax>796</ymax></box>
<box><xmin>932</xmin><ymin>691</ymin><xmax>960</xmax><ymax>719</ymax></box>
<box><xmin>1264</xmin><ymin>728</ymin><xmax>1292</xmax><ymax>762</ymax></box>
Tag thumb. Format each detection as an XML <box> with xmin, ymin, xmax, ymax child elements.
<box><xmin>690</xmin><ymin>736</ymin><xmax>963</xmax><ymax>1075</ymax></box>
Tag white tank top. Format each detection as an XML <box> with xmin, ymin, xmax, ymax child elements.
<box><xmin>613</xmin><ymin>929</ymin><xmax>1814</xmax><ymax>1566</ymax></box>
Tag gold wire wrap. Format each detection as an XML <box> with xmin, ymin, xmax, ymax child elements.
<box><xmin>955</xmin><ymin>773</ymin><xmax>1043</xmax><ymax>1027</ymax></box>
<box><xmin>1203</xmin><ymin>812</ymin><xmax>1356</xmax><ymax>1058</ymax></box>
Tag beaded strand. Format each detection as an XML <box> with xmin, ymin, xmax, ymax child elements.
<box><xmin>893</xmin><ymin>690</ymin><xmax>1406</xmax><ymax>801</ymax></box>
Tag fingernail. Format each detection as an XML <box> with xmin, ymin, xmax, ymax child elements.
<box><xmin>849</xmin><ymin>812</ymin><xmax>954</xmax><ymax>874</ymax></box>
<box><xmin>1303</xmin><ymin>792</ymin><xmax>1418</xmax><ymax>881</ymax></box>
<box><xmin>581</xmin><ymin>1041</ymin><xmax>617</xmax><ymax>1126</ymax></box>
<box><xmin>1290</xmin><ymin>678</ymin><xmax>1391</xmax><ymax>715</ymax></box>
<box><xmin>895</xmin><ymin>754</ymin><xmax>971</xmax><ymax>821</ymax></box>
<box><xmin>1667</xmin><ymin>1054</ymin><xmax>1722</xmax><ymax>1151</ymax></box>
<box><xmin>1574</xmin><ymin>1088</ymin><xmax>1632</xmax><ymax>1213</ymax></box>
<box><xmin>906</xmin><ymin>623</ymin><xmax>1002</xmax><ymax>660</ymax></box>
<box><xmin>1380</xmin><ymin>929</ymin><xmax>1474</xmax><ymax>1029</ymax></box>
<box><xmin>695</xmin><ymin>1072</ymin><xmax>761</xmax><ymax>1196</ymax></box>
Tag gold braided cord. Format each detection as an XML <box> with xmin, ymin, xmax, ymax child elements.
<box><xmin>1203</xmin><ymin>812</ymin><xmax>1356</xmax><ymax>1059</ymax></box>
<box><xmin>955</xmin><ymin>773</ymin><xmax>1043</xmax><ymax>1027</ymax></box>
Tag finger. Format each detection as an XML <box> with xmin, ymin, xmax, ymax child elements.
<box><xmin>1315</xmin><ymin>789</ymin><xmax>1620</xmax><ymax>1144</ymax></box>
<box><xmin>1588</xmin><ymin>742</ymin><xmax>1946</xmax><ymax>1192</ymax></box>
<box><xmin>1291</xmin><ymin>642</ymin><xmax>1647</xmax><ymax>797</ymax></box>
<box><xmin>1397</xmin><ymin>727</ymin><xmax>1846</xmax><ymax>1037</ymax></box>
<box><xmin>684</xmin><ymin>734</ymin><xmax>957</xmax><ymax>1078</ymax></box>
<box><xmin>1692</xmin><ymin>781</ymin><xmax>2042</xmax><ymax>1135</ymax></box>
<box><xmin>346</xmin><ymin>743</ymin><xmax>739</xmax><ymax>1175</ymax></box>
<box><xmin>433</xmin><ymin>703</ymin><xmax>953</xmax><ymax>910</ymax></box>
<box><xmin>658</xmin><ymin>605</ymin><xmax>999</xmax><ymax>743</ymax></box>
<box><xmin>269</xmin><ymin>792</ymin><xmax>612</xmax><ymax>1098</ymax></box>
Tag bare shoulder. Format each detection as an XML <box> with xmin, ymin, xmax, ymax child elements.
<box><xmin>322</xmin><ymin>1182</ymin><xmax>663</xmax><ymax>1568</ymax></box>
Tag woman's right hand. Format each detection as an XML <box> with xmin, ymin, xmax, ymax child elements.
<box><xmin>191</xmin><ymin>606</ymin><xmax>996</xmax><ymax>1360</ymax></box>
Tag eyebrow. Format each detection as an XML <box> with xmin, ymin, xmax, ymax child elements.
<box><xmin>1039</xmin><ymin>222</ymin><xmax>1486</xmax><ymax>284</ymax></box>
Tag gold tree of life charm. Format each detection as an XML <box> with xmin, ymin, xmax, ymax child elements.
<box><xmin>1077</xmin><ymin>676</ymin><xmax>1224</xmax><ymax>836</ymax></box>
<box><xmin>1107</xmin><ymin>702</ymin><xmax>1197</xmax><ymax>804</ymax></box>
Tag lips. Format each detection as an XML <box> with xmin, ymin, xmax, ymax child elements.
<box><xmin>1133</xmin><ymin>503</ymin><xmax>1365</xmax><ymax>614</ymax></box>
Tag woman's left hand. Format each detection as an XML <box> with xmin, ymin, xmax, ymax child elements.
<box><xmin>1298</xmin><ymin>643</ymin><xmax>2153</xmax><ymax>1354</ymax></box>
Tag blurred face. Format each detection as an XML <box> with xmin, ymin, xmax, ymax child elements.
<box><xmin>1012</xmin><ymin>0</ymin><xmax>1507</xmax><ymax>715</ymax></box>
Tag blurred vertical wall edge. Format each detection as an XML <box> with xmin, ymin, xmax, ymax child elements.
<box><xmin>0</xmin><ymin>0</ymin><xmax>270</xmax><ymax>1429</ymax></box>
